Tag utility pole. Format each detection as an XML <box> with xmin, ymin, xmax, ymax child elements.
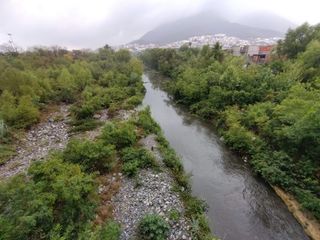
<box><xmin>7</xmin><ymin>33</ymin><xmax>17</xmax><ymax>53</ymax></box>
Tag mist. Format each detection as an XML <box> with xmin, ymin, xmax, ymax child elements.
<box><xmin>0</xmin><ymin>0</ymin><xmax>319</xmax><ymax>49</ymax></box>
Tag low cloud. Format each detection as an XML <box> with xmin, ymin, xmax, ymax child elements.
<box><xmin>0</xmin><ymin>0</ymin><xmax>319</xmax><ymax>49</ymax></box>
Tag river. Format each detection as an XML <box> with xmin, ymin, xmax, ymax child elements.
<box><xmin>142</xmin><ymin>73</ymin><xmax>309</xmax><ymax>240</ymax></box>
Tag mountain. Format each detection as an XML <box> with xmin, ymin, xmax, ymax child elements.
<box><xmin>237</xmin><ymin>11</ymin><xmax>296</xmax><ymax>33</ymax></box>
<box><xmin>132</xmin><ymin>12</ymin><xmax>283</xmax><ymax>45</ymax></box>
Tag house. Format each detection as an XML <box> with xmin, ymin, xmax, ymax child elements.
<box><xmin>232</xmin><ymin>44</ymin><xmax>274</xmax><ymax>64</ymax></box>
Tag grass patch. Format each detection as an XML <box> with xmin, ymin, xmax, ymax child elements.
<box><xmin>69</xmin><ymin>119</ymin><xmax>103</xmax><ymax>133</ymax></box>
<box><xmin>0</xmin><ymin>144</ymin><xmax>16</xmax><ymax>165</ymax></box>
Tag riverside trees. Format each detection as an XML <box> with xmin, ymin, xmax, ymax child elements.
<box><xmin>141</xmin><ymin>23</ymin><xmax>320</xmax><ymax>220</ymax></box>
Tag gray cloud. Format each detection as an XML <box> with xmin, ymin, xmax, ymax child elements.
<box><xmin>0</xmin><ymin>0</ymin><xmax>319</xmax><ymax>49</ymax></box>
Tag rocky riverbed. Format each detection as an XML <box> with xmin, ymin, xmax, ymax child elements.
<box><xmin>0</xmin><ymin>105</ymin><xmax>193</xmax><ymax>239</ymax></box>
<box><xmin>0</xmin><ymin>105</ymin><xmax>70</xmax><ymax>179</ymax></box>
<box><xmin>112</xmin><ymin>135</ymin><xmax>192</xmax><ymax>240</ymax></box>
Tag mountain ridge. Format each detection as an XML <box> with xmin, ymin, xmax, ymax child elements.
<box><xmin>132</xmin><ymin>11</ymin><xmax>284</xmax><ymax>45</ymax></box>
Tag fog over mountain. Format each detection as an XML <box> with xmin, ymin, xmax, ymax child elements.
<box><xmin>132</xmin><ymin>11</ymin><xmax>285</xmax><ymax>45</ymax></box>
<box><xmin>237</xmin><ymin>11</ymin><xmax>297</xmax><ymax>33</ymax></box>
<box><xmin>0</xmin><ymin>0</ymin><xmax>319</xmax><ymax>48</ymax></box>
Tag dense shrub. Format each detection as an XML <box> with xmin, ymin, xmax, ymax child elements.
<box><xmin>63</xmin><ymin>139</ymin><xmax>116</xmax><ymax>173</ymax></box>
<box><xmin>138</xmin><ymin>214</ymin><xmax>169</xmax><ymax>240</ymax></box>
<box><xmin>121</xmin><ymin>147</ymin><xmax>156</xmax><ymax>168</ymax></box>
<box><xmin>69</xmin><ymin>119</ymin><xmax>103</xmax><ymax>133</ymax></box>
<box><xmin>100</xmin><ymin>122</ymin><xmax>137</xmax><ymax>149</ymax></box>
<box><xmin>122</xmin><ymin>160</ymin><xmax>139</xmax><ymax>177</ymax></box>
<box><xmin>97</xmin><ymin>221</ymin><xmax>121</xmax><ymax>240</ymax></box>
<box><xmin>135</xmin><ymin>107</ymin><xmax>161</xmax><ymax>134</ymax></box>
<box><xmin>78</xmin><ymin>221</ymin><xmax>121</xmax><ymax>240</ymax></box>
<box><xmin>71</xmin><ymin>103</ymin><xmax>96</xmax><ymax>120</ymax></box>
<box><xmin>0</xmin><ymin>92</ymin><xmax>40</xmax><ymax>129</ymax></box>
<box><xmin>0</xmin><ymin>157</ymin><xmax>97</xmax><ymax>239</ymax></box>
<box><xmin>121</xmin><ymin>147</ymin><xmax>156</xmax><ymax>176</ymax></box>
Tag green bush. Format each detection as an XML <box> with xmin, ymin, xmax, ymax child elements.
<box><xmin>77</xmin><ymin>215</ymin><xmax>121</xmax><ymax>240</ymax></box>
<box><xmin>184</xmin><ymin>196</ymin><xmax>207</xmax><ymax>217</ymax></box>
<box><xmin>0</xmin><ymin>144</ymin><xmax>15</xmax><ymax>165</ymax></box>
<box><xmin>71</xmin><ymin>103</ymin><xmax>96</xmax><ymax>120</ymax></box>
<box><xmin>121</xmin><ymin>147</ymin><xmax>156</xmax><ymax>176</ymax></box>
<box><xmin>0</xmin><ymin>157</ymin><xmax>97</xmax><ymax>239</ymax></box>
<box><xmin>100</xmin><ymin>122</ymin><xmax>137</xmax><ymax>149</ymax></box>
<box><xmin>0</xmin><ymin>93</ymin><xmax>40</xmax><ymax>129</ymax></box>
<box><xmin>135</xmin><ymin>107</ymin><xmax>161</xmax><ymax>134</ymax></box>
<box><xmin>121</xmin><ymin>147</ymin><xmax>156</xmax><ymax>168</ymax></box>
<box><xmin>98</xmin><ymin>221</ymin><xmax>121</xmax><ymax>240</ymax></box>
<box><xmin>295</xmin><ymin>189</ymin><xmax>320</xmax><ymax>220</ymax></box>
<box><xmin>122</xmin><ymin>160</ymin><xmax>139</xmax><ymax>177</ymax></box>
<box><xmin>63</xmin><ymin>139</ymin><xmax>116</xmax><ymax>173</ymax></box>
<box><xmin>69</xmin><ymin>119</ymin><xmax>103</xmax><ymax>133</ymax></box>
<box><xmin>138</xmin><ymin>214</ymin><xmax>170</xmax><ymax>240</ymax></box>
<box><xmin>127</xmin><ymin>95</ymin><xmax>143</xmax><ymax>106</ymax></box>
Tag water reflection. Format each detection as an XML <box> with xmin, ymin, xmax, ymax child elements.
<box><xmin>142</xmin><ymin>73</ymin><xmax>308</xmax><ymax>240</ymax></box>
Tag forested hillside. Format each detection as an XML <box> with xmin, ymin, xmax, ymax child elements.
<box><xmin>141</xmin><ymin>23</ymin><xmax>320</xmax><ymax>220</ymax></box>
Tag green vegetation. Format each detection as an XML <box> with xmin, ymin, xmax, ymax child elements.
<box><xmin>63</xmin><ymin>139</ymin><xmax>116</xmax><ymax>173</ymax></box>
<box><xmin>0</xmin><ymin>157</ymin><xmax>97</xmax><ymax>239</ymax></box>
<box><xmin>168</xmin><ymin>209</ymin><xmax>181</xmax><ymax>222</ymax></box>
<box><xmin>121</xmin><ymin>146</ymin><xmax>157</xmax><ymax>177</ymax></box>
<box><xmin>134</xmin><ymin>108</ymin><xmax>215</xmax><ymax>240</ymax></box>
<box><xmin>0</xmin><ymin>46</ymin><xmax>146</xmax><ymax>239</ymax></box>
<box><xmin>100</xmin><ymin>121</ymin><xmax>137</xmax><ymax>149</ymax></box>
<box><xmin>141</xmin><ymin>23</ymin><xmax>320</xmax><ymax>220</ymax></box>
<box><xmin>79</xmin><ymin>221</ymin><xmax>121</xmax><ymax>240</ymax></box>
<box><xmin>0</xmin><ymin>46</ymin><xmax>144</xmax><ymax>162</ymax></box>
<box><xmin>138</xmin><ymin>214</ymin><xmax>170</xmax><ymax>240</ymax></box>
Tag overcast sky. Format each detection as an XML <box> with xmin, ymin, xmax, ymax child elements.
<box><xmin>0</xmin><ymin>0</ymin><xmax>319</xmax><ymax>49</ymax></box>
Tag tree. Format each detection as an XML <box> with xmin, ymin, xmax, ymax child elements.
<box><xmin>69</xmin><ymin>62</ymin><xmax>93</xmax><ymax>91</ymax></box>
<box><xmin>212</xmin><ymin>42</ymin><xmax>224</xmax><ymax>62</ymax></box>
<box><xmin>14</xmin><ymin>95</ymin><xmax>40</xmax><ymax>128</ymax></box>
<box><xmin>298</xmin><ymin>40</ymin><xmax>320</xmax><ymax>82</ymax></box>
<box><xmin>54</xmin><ymin>67</ymin><xmax>76</xmax><ymax>102</ymax></box>
<box><xmin>0</xmin><ymin>90</ymin><xmax>16</xmax><ymax>126</ymax></box>
<box><xmin>277</xmin><ymin>23</ymin><xmax>320</xmax><ymax>59</ymax></box>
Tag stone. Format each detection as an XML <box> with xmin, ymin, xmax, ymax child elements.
<box><xmin>93</xmin><ymin>114</ymin><xmax>101</xmax><ymax>119</ymax></box>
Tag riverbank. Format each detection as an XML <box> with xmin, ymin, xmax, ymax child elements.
<box><xmin>0</xmin><ymin>104</ymin><xmax>70</xmax><ymax>179</ymax></box>
<box><xmin>273</xmin><ymin>187</ymin><xmax>320</xmax><ymax>240</ymax></box>
<box><xmin>112</xmin><ymin>134</ymin><xmax>192</xmax><ymax>240</ymax></box>
<box><xmin>144</xmin><ymin>70</ymin><xmax>320</xmax><ymax>239</ymax></box>
<box><xmin>142</xmin><ymin>72</ymin><xmax>309</xmax><ymax>240</ymax></box>
<box><xmin>0</xmin><ymin>100</ymin><xmax>215</xmax><ymax>239</ymax></box>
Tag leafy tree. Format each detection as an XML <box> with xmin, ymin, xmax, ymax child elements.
<box><xmin>298</xmin><ymin>40</ymin><xmax>320</xmax><ymax>81</ymax></box>
<box><xmin>277</xmin><ymin>23</ymin><xmax>320</xmax><ymax>59</ymax></box>
<box><xmin>54</xmin><ymin>67</ymin><xmax>76</xmax><ymax>102</ymax></box>
<box><xmin>0</xmin><ymin>90</ymin><xmax>17</xmax><ymax>125</ymax></box>
<box><xmin>14</xmin><ymin>95</ymin><xmax>40</xmax><ymax>128</ymax></box>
